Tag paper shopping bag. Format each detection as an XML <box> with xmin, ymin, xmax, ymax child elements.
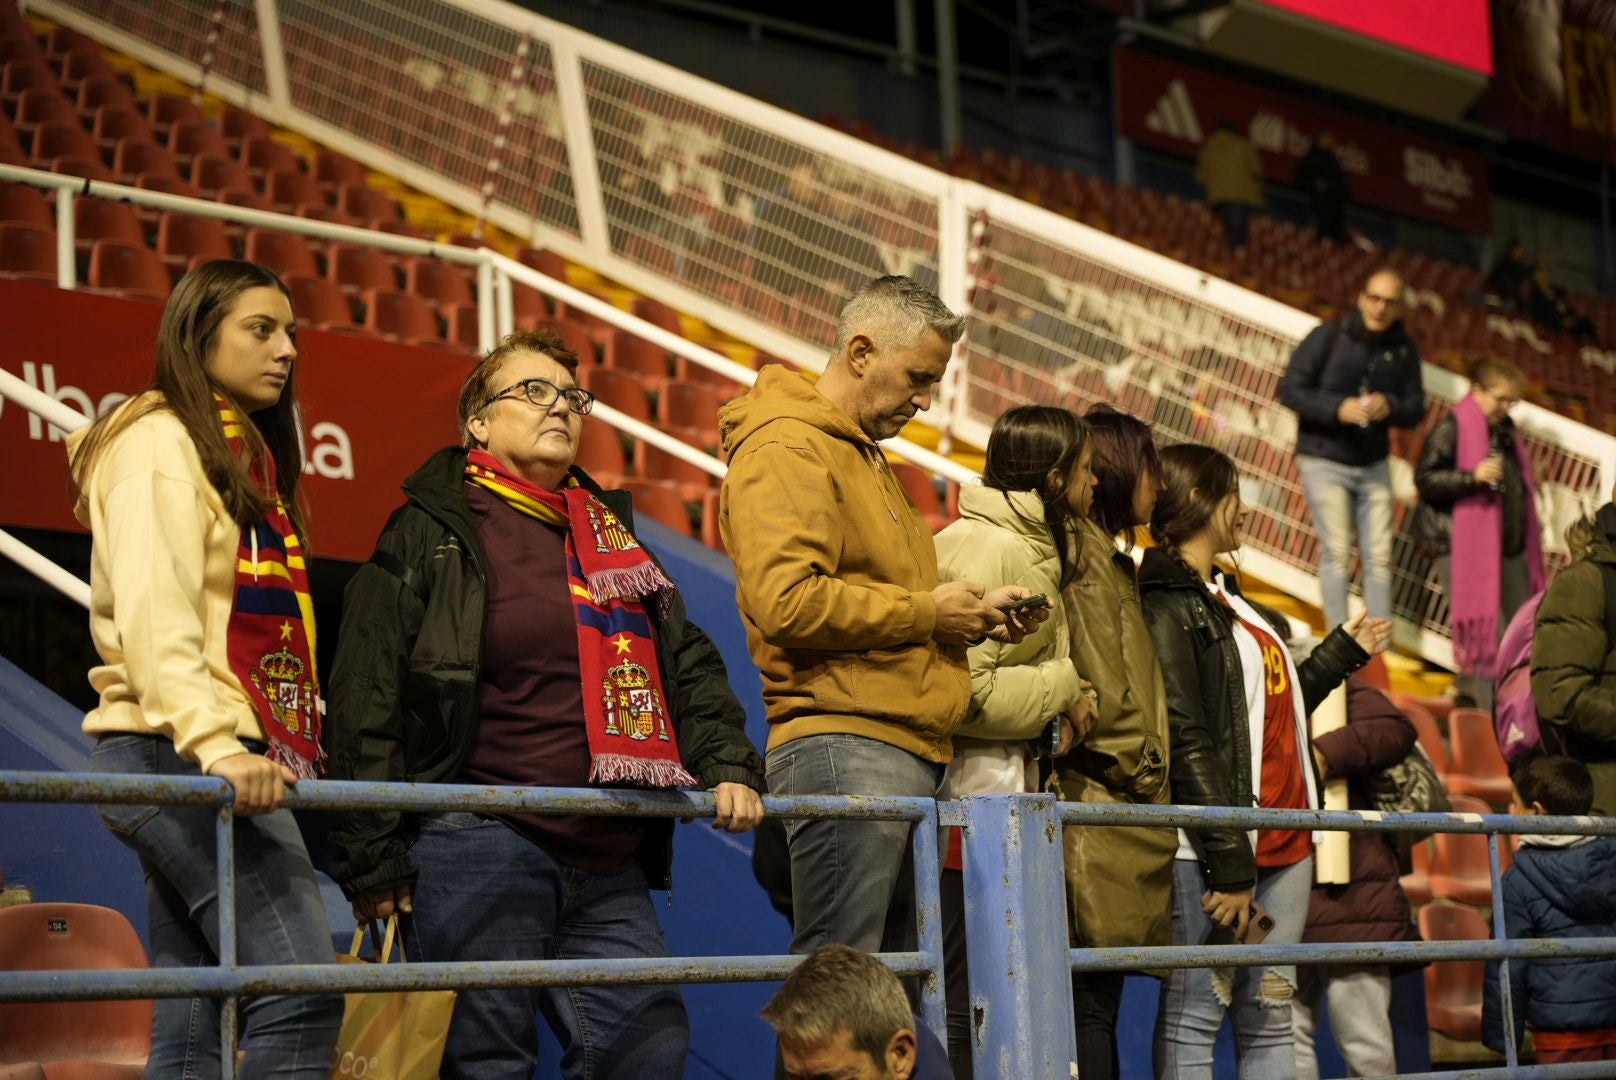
<box><xmin>329</xmin><ymin>916</ymin><xmax>456</xmax><ymax>1080</ymax></box>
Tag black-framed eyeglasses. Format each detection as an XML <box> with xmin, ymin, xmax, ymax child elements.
<box><xmin>482</xmin><ymin>377</ymin><xmax>596</xmax><ymax>415</ymax></box>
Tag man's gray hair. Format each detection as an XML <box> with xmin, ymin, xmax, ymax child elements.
<box><xmin>760</xmin><ymin>944</ymin><xmax>912</xmax><ymax>1063</ymax></box>
<box><xmin>832</xmin><ymin>275</ymin><xmax>965</xmax><ymax>357</ymax></box>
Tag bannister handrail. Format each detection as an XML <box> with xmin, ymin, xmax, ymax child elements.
<box><xmin>0</xmin><ymin>367</ymin><xmax>91</xmax><ymax>607</ymax></box>
<box><xmin>0</xmin><ymin>528</ymin><xmax>89</xmax><ymax>609</ymax></box>
<box><xmin>0</xmin><ymin>365</ymin><xmax>92</xmax><ymax>436</ymax></box>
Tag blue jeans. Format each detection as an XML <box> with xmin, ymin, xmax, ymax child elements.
<box><xmin>1296</xmin><ymin>455</ymin><xmax>1394</xmax><ymax>628</ymax></box>
<box><xmin>1155</xmin><ymin>855</ymin><xmax>1314</xmax><ymax>1080</ymax></box>
<box><xmin>406</xmin><ymin>812</ymin><xmax>687</xmax><ymax>1080</ymax></box>
<box><xmin>91</xmin><ymin>733</ymin><xmax>342</xmax><ymax>1080</ymax></box>
<box><xmin>765</xmin><ymin>733</ymin><xmax>945</xmax><ymax>955</ymax></box>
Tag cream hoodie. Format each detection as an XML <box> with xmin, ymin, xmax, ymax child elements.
<box><xmin>68</xmin><ymin>395</ymin><xmax>264</xmax><ymax>772</ymax></box>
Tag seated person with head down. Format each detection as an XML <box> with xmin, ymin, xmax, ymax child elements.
<box><xmin>762</xmin><ymin>944</ymin><xmax>952</xmax><ymax>1080</ymax></box>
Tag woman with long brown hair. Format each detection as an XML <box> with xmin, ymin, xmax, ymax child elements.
<box><xmin>1139</xmin><ymin>443</ymin><xmax>1389</xmax><ymax>1078</ymax></box>
<box><xmin>1057</xmin><ymin>404</ymin><xmax>1175</xmax><ymax>1080</ymax></box>
<box><xmin>933</xmin><ymin>403</ymin><xmax>1095</xmax><ymax>1077</ymax></box>
<box><xmin>68</xmin><ymin>260</ymin><xmax>342</xmax><ymax>1078</ymax></box>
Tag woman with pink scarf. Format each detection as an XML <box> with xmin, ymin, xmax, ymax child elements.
<box><xmin>1412</xmin><ymin>357</ymin><xmax>1546</xmax><ymax>708</ymax></box>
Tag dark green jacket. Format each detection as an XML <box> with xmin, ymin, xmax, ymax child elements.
<box><xmin>325</xmin><ymin>446</ymin><xmax>765</xmax><ymax>896</ymax></box>
<box><xmin>1531</xmin><ymin>520</ymin><xmax>1616</xmax><ymax>816</ymax></box>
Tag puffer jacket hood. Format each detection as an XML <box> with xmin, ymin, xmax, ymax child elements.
<box><xmin>1513</xmin><ymin>838</ymin><xmax>1616</xmax><ymax>923</ymax></box>
<box><xmin>719</xmin><ymin>364</ymin><xmax>869</xmax><ymax>457</ymax></box>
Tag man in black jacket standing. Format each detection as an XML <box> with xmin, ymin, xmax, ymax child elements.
<box><xmin>1279</xmin><ymin>268</ymin><xmax>1426</xmax><ymax>629</ymax></box>
<box><xmin>324</xmin><ymin>328</ymin><xmax>765</xmax><ymax>1080</ymax></box>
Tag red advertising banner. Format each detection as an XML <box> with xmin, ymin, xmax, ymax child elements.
<box><xmin>1113</xmin><ymin>46</ymin><xmax>1492</xmax><ymax>233</ymax></box>
<box><xmin>1256</xmin><ymin>0</ymin><xmax>1492</xmax><ymax>75</ymax></box>
<box><xmin>0</xmin><ymin>282</ymin><xmax>466</xmax><ymax>562</ymax></box>
<box><xmin>1481</xmin><ymin>0</ymin><xmax>1616</xmax><ymax>164</ymax></box>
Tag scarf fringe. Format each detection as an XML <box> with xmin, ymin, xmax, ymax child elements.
<box><xmin>588</xmin><ymin>563</ymin><xmax>675</xmax><ymax>616</ymax></box>
<box><xmin>588</xmin><ymin>754</ymin><xmax>698</xmax><ymax>789</ymax></box>
<box><xmin>265</xmin><ymin>736</ymin><xmax>325</xmax><ymax>782</ymax></box>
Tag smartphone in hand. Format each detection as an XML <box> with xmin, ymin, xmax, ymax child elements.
<box><xmin>1243</xmin><ymin>902</ymin><xmax>1275</xmax><ymax>946</ymax></box>
<box><xmin>998</xmin><ymin>592</ymin><xmax>1050</xmax><ymax>615</ymax></box>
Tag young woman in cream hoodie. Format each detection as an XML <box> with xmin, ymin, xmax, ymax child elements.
<box><xmin>68</xmin><ymin>260</ymin><xmax>341</xmax><ymax>1078</ymax></box>
<box><xmin>932</xmin><ymin>404</ymin><xmax>1097</xmax><ymax>1077</ymax></box>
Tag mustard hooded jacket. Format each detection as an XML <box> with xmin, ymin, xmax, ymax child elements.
<box><xmin>718</xmin><ymin>366</ymin><xmax>969</xmax><ymax>763</ymax></box>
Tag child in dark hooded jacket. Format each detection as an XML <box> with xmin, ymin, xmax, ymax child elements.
<box><xmin>1482</xmin><ymin>755</ymin><xmax>1616</xmax><ymax>1062</ymax></box>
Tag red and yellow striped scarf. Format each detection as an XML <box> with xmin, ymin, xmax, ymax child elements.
<box><xmin>218</xmin><ymin>396</ymin><xmax>323</xmax><ymax>778</ymax></box>
<box><xmin>465</xmin><ymin>449</ymin><xmax>695</xmax><ymax>788</ymax></box>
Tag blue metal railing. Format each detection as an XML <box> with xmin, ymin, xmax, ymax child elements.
<box><xmin>6</xmin><ymin>771</ymin><xmax>1616</xmax><ymax>1078</ymax></box>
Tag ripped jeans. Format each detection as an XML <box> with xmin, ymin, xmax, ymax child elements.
<box><xmin>1154</xmin><ymin>854</ymin><xmax>1314</xmax><ymax>1079</ymax></box>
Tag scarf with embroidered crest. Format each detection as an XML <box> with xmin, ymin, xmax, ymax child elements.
<box><xmin>216</xmin><ymin>395</ymin><xmax>323</xmax><ymax>778</ymax></box>
<box><xmin>464</xmin><ymin>448</ymin><xmax>696</xmax><ymax>788</ymax></box>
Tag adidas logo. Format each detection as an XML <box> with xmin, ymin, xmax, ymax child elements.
<box><xmin>1145</xmin><ymin>79</ymin><xmax>1203</xmax><ymax>143</ymax></box>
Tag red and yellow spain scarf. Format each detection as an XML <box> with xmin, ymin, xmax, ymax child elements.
<box><xmin>218</xmin><ymin>396</ymin><xmax>323</xmax><ymax>778</ymax></box>
<box><xmin>464</xmin><ymin>449</ymin><xmax>697</xmax><ymax>788</ymax></box>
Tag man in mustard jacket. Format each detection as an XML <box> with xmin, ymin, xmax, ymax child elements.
<box><xmin>719</xmin><ymin>275</ymin><xmax>1037</xmax><ymax>957</ymax></box>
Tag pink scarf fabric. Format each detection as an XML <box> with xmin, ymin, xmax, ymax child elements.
<box><xmin>1449</xmin><ymin>394</ymin><xmax>1545</xmax><ymax>677</ymax></box>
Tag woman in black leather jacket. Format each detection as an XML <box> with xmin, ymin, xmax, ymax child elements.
<box><xmin>1140</xmin><ymin>444</ymin><xmax>1390</xmax><ymax>1078</ymax></box>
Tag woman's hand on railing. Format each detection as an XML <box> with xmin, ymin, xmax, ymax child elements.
<box><xmin>353</xmin><ymin>886</ymin><xmax>413</xmax><ymax>923</ymax></box>
<box><xmin>709</xmin><ymin>782</ymin><xmax>764</xmax><ymax>834</ymax></box>
<box><xmin>207</xmin><ymin>753</ymin><xmax>298</xmax><ymax>816</ymax></box>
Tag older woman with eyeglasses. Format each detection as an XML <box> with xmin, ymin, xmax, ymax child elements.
<box><xmin>325</xmin><ymin>328</ymin><xmax>766</xmax><ymax>1080</ymax></box>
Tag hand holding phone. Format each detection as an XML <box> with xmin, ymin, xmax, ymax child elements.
<box><xmin>997</xmin><ymin>592</ymin><xmax>1050</xmax><ymax>615</ymax></box>
<box><xmin>1242</xmin><ymin>901</ymin><xmax>1275</xmax><ymax>945</ymax></box>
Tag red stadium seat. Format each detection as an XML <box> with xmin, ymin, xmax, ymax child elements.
<box><xmin>444</xmin><ymin>303</ymin><xmax>479</xmax><ymax>350</ymax></box>
<box><xmin>284</xmin><ymin>274</ymin><xmax>358</xmax><ymax>331</ymax></box>
<box><xmin>0</xmin><ymin>220</ymin><xmax>57</xmax><ymax>284</ymax></box>
<box><xmin>59</xmin><ymin>48</ymin><xmax>116</xmax><ymax>93</ymax></box>
<box><xmin>0</xmin><ymin>183</ymin><xmax>52</xmax><ymax>230</ymax></box>
<box><xmin>1</xmin><ymin>61</ymin><xmax>53</xmax><ymax>106</ymax></box>
<box><xmin>146</xmin><ymin>93</ymin><xmax>205</xmax><ymax>140</ymax></box>
<box><xmin>329</xmin><ymin>243</ymin><xmax>398</xmax><ymax>296</ymax></box>
<box><xmin>156</xmin><ymin>212</ymin><xmax>232</xmax><ymax>279</ymax></box>
<box><xmin>243</xmin><ymin>136</ymin><xmax>305</xmax><ymax>184</ymax></box>
<box><xmin>511</xmin><ymin>280</ymin><xmax>550</xmax><ymax>329</ymax></box>
<box><xmin>168</xmin><ymin>120</ymin><xmax>230</xmax><ymax>173</ymax></box>
<box><xmin>85</xmin><ymin>238</ymin><xmax>170</xmax><ymax>303</ymax></box>
<box><xmin>31</xmin><ymin>121</ymin><xmax>97</xmax><ymax>165</ymax></box>
<box><xmin>190</xmin><ymin>153</ymin><xmax>252</xmax><ymax>200</ymax></box>
<box><xmin>656</xmin><ymin>378</ymin><xmax>723</xmax><ymax>450</ymax></box>
<box><xmin>517</xmin><ymin>245</ymin><xmax>567</xmax><ymax>281</ymax></box>
<box><xmin>1418</xmin><ymin>902</ymin><xmax>1488</xmax><ymax>1041</ymax></box>
<box><xmin>574</xmin><ymin>421</ymin><xmax>627</xmax><ymax>488</ymax></box>
<box><xmin>363</xmin><ymin>287</ymin><xmax>440</xmax><ymax>344</ymax></box>
<box><xmin>337</xmin><ymin>182</ymin><xmax>399</xmax><ymax>222</ymax></box>
<box><xmin>1401</xmin><ymin>701</ymin><xmax>1448</xmax><ymax>779</ymax></box>
<box><xmin>578</xmin><ymin>364</ymin><xmax>651</xmax><ymax>423</ymax></box>
<box><xmin>635</xmin><ymin>435</ymin><xmax>717</xmax><ymax>502</ymax></box>
<box><xmin>11</xmin><ymin>87</ymin><xmax>74</xmax><ymax>143</ymax></box>
<box><xmin>245</xmin><ymin>229</ymin><xmax>320</xmax><ymax>281</ymax></box>
<box><xmin>1428</xmin><ymin>793</ymin><xmax>1511</xmax><ymax>906</ymax></box>
<box><xmin>1445</xmin><ymin>708</ymin><xmax>1512</xmax><ymax>805</ymax></box>
<box><xmin>75</xmin><ymin>75</ymin><xmax>135</xmax><ymax>118</ymax></box>
<box><xmin>264</xmin><ymin>168</ymin><xmax>324</xmax><ymax>213</ymax></box>
<box><xmin>0</xmin><ymin>903</ymin><xmax>151</xmax><ymax>1077</ymax></box>
<box><xmin>312</xmin><ymin>150</ymin><xmax>366</xmax><ymax>194</ymax></box>
<box><xmin>74</xmin><ymin>198</ymin><xmax>144</xmax><ymax>265</ymax></box>
<box><xmin>607</xmin><ymin>334</ymin><xmax>672</xmax><ymax>392</ymax></box>
<box><xmin>1400</xmin><ymin>836</ymin><xmax>1433</xmax><ymax>907</ymax></box>
<box><xmin>51</xmin><ymin>153</ymin><xmax>113</xmax><ymax>183</ymax></box>
<box><xmin>91</xmin><ymin>105</ymin><xmax>153</xmax><ymax>156</ymax></box>
<box><xmin>218</xmin><ymin>103</ymin><xmax>270</xmax><ymax>153</ymax></box>
<box><xmin>618</xmin><ymin>477</ymin><xmax>693</xmax><ymax>537</ymax></box>
<box><xmin>404</xmin><ymin>255</ymin><xmax>475</xmax><ymax>311</ymax></box>
<box><xmin>630</xmin><ymin>295</ymin><xmax>682</xmax><ymax>336</ymax></box>
<box><xmin>112</xmin><ymin>138</ymin><xmax>177</xmax><ymax>185</ymax></box>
